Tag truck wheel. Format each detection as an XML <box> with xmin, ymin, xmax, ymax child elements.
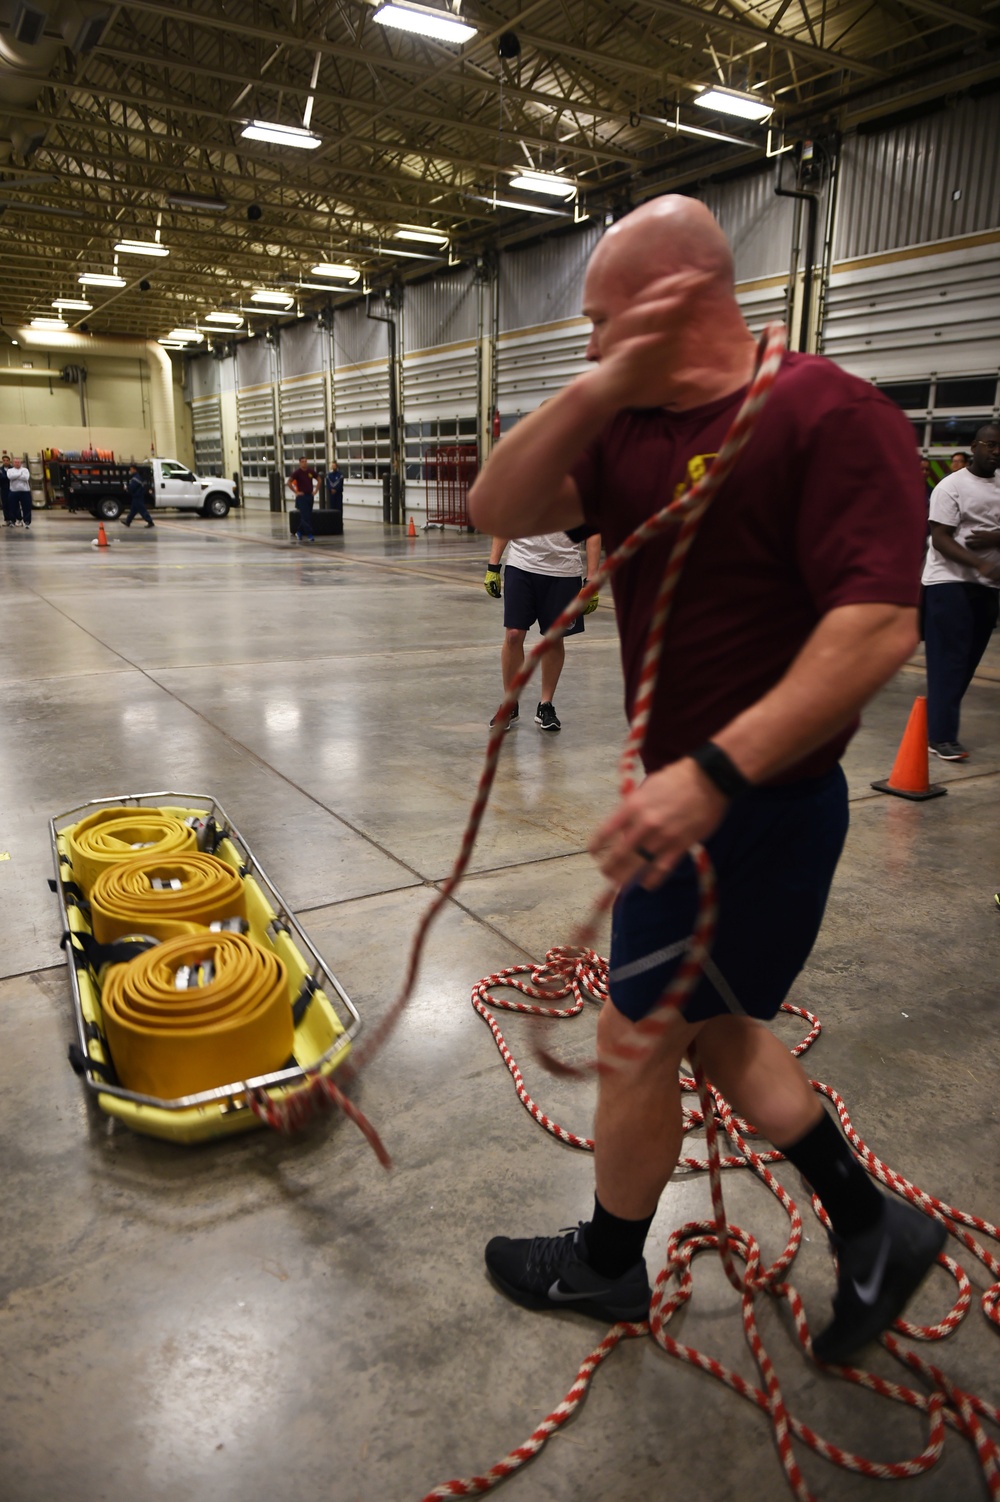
<box><xmin>202</xmin><ymin>493</ymin><xmax>231</xmax><ymax>518</ymax></box>
<box><xmin>97</xmin><ymin>497</ymin><xmax>122</xmax><ymax>521</ymax></box>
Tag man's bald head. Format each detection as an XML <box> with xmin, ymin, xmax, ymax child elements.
<box><xmin>587</xmin><ymin>196</ymin><xmax>735</xmax><ymax>302</ymax></box>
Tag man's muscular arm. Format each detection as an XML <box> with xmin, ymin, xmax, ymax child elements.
<box><xmin>591</xmin><ymin>601</ymin><xmax>918</xmax><ymax>889</ymax></box>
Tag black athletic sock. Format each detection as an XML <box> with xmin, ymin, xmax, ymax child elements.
<box><xmin>782</xmin><ymin>1109</ymin><xmax>883</xmax><ymax>1239</ymax></box>
<box><xmin>583</xmin><ymin>1196</ymin><xmax>655</xmax><ymax>1279</ymax></box>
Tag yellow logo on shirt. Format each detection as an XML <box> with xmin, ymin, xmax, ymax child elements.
<box><xmin>674</xmin><ymin>453</ymin><xmax>717</xmax><ymax>501</ymax></box>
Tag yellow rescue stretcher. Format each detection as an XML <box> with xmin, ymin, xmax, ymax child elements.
<box><xmin>50</xmin><ymin>792</ymin><xmax>360</xmax><ymax>1145</ymax></box>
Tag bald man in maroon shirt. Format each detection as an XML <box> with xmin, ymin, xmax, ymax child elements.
<box><xmin>469</xmin><ymin>196</ymin><xmax>944</xmax><ymax>1367</ymax></box>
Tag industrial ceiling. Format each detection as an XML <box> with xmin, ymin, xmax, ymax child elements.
<box><xmin>1</xmin><ymin>0</ymin><xmax>997</xmax><ymax>343</ymax></box>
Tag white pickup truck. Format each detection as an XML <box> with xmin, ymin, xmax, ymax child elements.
<box><xmin>57</xmin><ymin>457</ymin><xmax>238</xmax><ymax>520</ymax></box>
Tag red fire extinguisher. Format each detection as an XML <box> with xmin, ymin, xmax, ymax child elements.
<box><xmin>492</xmin><ymin>407</ymin><xmax>501</xmax><ymax>440</ymax></box>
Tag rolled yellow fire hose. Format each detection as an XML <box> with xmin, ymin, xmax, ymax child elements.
<box><xmin>101</xmin><ymin>931</ymin><xmax>293</xmax><ymax>1098</ymax></box>
<box><xmin>69</xmin><ymin>807</ymin><xmax>198</xmax><ymax>896</ymax></box>
<box><xmin>90</xmin><ymin>852</ymin><xmax>247</xmax><ymax>944</ymax></box>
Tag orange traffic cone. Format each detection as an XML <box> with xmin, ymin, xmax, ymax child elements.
<box><xmin>871</xmin><ymin>696</ymin><xmax>946</xmax><ymax>800</ymax></box>
<box><xmin>97</xmin><ymin>521</ymin><xmax>109</xmax><ymax>548</ymax></box>
<box><xmin>407</xmin><ymin>516</ymin><xmax>417</xmax><ymax>538</ymax></box>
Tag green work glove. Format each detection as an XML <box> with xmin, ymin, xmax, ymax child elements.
<box><xmin>484</xmin><ymin>565</ymin><xmax>503</xmax><ymax>599</ymax></box>
<box><xmin>583</xmin><ymin>585</ymin><xmax>600</xmax><ymax>615</ymax></box>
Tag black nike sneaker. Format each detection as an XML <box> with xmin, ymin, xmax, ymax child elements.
<box><xmin>812</xmin><ymin>1196</ymin><xmax>947</xmax><ymax>1365</ymax></box>
<box><xmin>485</xmin><ymin>1224</ymin><xmax>651</xmax><ymax>1323</ymax></box>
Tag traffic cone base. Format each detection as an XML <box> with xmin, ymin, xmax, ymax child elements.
<box><xmin>871</xmin><ymin>695</ymin><xmax>946</xmax><ymax>800</ymax></box>
<box><xmin>407</xmin><ymin>516</ymin><xmax>417</xmax><ymax>537</ymax></box>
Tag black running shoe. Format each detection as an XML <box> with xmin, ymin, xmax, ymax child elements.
<box><xmin>928</xmin><ymin>741</ymin><xmax>968</xmax><ymax>760</ymax></box>
<box><xmin>485</xmin><ymin>1224</ymin><xmax>651</xmax><ymax>1323</ymax></box>
<box><xmin>812</xmin><ymin>1196</ymin><xmax>946</xmax><ymax>1365</ymax></box>
<box><xmin>535</xmin><ymin>701</ymin><xmax>561</xmax><ymax>732</ymax></box>
<box><xmin>489</xmin><ymin>702</ymin><xmax>519</xmax><ymax>729</ymax></box>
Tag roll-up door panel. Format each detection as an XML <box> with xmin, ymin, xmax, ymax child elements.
<box><xmin>191</xmin><ymin>395</ymin><xmax>223</xmax><ymax>476</ymax></box>
<box><xmin>737</xmin><ymin>284</ymin><xmax>789</xmax><ymax>339</ymax></box>
<box><xmin>237</xmin><ymin>385</ymin><xmax>276</xmax><ymax>506</ymax></box>
<box><xmin>496</xmin><ymin>324</ymin><xmax>588</xmax><ymax>421</ymax></box>
<box><xmin>821</xmin><ymin>240</ymin><xmax>1000</xmax><ymax>381</ymax></box>
<box><xmin>279</xmin><ymin>375</ymin><xmax>328</xmax><ymax>475</ymax></box>
<box><xmin>333</xmin><ymin>362</ymin><xmax>391</xmax><ymax>508</ymax></box>
<box><xmin>403</xmin><ymin>345</ymin><xmax>477</xmax><ymax>422</ymax></box>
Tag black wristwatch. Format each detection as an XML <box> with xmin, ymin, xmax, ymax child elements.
<box><xmin>689</xmin><ymin>741</ymin><xmax>753</xmax><ymax>799</ymax></box>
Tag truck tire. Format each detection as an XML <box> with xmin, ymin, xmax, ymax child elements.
<box><xmin>202</xmin><ymin>493</ymin><xmax>231</xmax><ymax>518</ymax></box>
<box><xmin>96</xmin><ymin>497</ymin><xmax>122</xmax><ymax>521</ymax></box>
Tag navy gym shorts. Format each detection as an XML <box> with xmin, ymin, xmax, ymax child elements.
<box><xmin>503</xmin><ymin>565</ymin><xmax>585</xmax><ymax>637</ymax></box>
<box><xmin>609</xmin><ymin>766</ymin><xmax>849</xmax><ymax>1023</ymax></box>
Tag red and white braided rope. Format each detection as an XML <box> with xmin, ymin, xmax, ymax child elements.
<box><xmin>247</xmin><ymin>323</ymin><xmax>786</xmax><ymax>1144</ymax></box>
<box><xmin>421</xmin><ymin>953</ymin><xmax>1000</xmax><ymax>1500</ymax></box>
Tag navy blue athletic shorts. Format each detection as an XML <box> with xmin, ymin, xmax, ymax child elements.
<box><xmin>609</xmin><ymin>766</ymin><xmax>849</xmax><ymax>1023</ymax></box>
<box><xmin>503</xmin><ymin>564</ymin><xmax>584</xmax><ymax>637</ymax></box>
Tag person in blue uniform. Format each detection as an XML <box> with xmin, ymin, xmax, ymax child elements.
<box><xmin>325</xmin><ymin>460</ymin><xmax>344</xmax><ymax>512</ymax></box>
<box><xmin>123</xmin><ymin>465</ymin><xmax>154</xmax><ymax>528</ymax></box>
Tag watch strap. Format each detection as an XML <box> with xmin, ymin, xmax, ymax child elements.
<box><xmin>690</xmin><ymin>741</ymin><xmax>752</xmax><ymax>799</ymax></box>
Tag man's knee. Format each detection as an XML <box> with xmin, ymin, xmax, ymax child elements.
<box><xmin>597</xmin><ymin>996</ymin><xmax>700</xmax><ymax>1074</ymax></box>
<box><xmin>503</xmin><ymin>628</ymin><xmax>527</xmax><ymax>650</ymax></box>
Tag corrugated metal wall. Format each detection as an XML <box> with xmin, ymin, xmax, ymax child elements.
<box><xmin>279</xmin><ymin>319</ymin><xmax>325</xmax><ymax>378</ymax></box>
<box><xmin>236</xmin><ymin>338</ymin><xmax>272</xmax><ymax>389</ymax></box>
<box><xmin>834</xmin><ymin>94</ymin><xmax>1000</xmax><ymax>260</ymax></box>
<box><xmin>499</xmin><ymin>224</ymin><xmax>601</xmax><ymax>332</ymax></box>
<box><xmin>405</xmin><ymin>267</ymin><xmax>477</xmax><ymax>352</ymax></box>
<box><xmin>333</xmin><ymin>301</ymin><xmax>387</xmax><ymax>368</ymax></box>
<box><xmin>699</xmin><ymin>165</ymin><xmax>798</xmax><ymax>283</ymax></box>
<box><xmin>186</xmin><ymin>354</ymin><xmax>220</xmax><ymax>400</ymax></box>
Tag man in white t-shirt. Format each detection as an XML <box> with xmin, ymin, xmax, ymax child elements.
<box><xmin>921</xmin><ymin>422</ymin><xmax>1000</xmax><ymax>759</ymax></box>
<box><xmin>5</xmin><ymin>457</ymin><xmax>32</xmax><ymax>529</ymax></box>
<box><xmin>484</xmin><ymin>530</ymin><xmax>601</xmax><ymax>731</ymax></box>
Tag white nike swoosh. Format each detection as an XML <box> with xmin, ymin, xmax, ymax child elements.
<box><xmin>547</xmin><ymin>1280</ymin><xmax>604</xmax><ymax>1302</ymax></box>
<box><xmin>851</xmin><ymin>1234</ymin><xmax>891</xmax><ymax>1306</ymax></box>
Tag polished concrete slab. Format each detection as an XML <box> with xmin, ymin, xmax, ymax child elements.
<box><xmin>1</xmin><ymin>508</ymin><xmax>998</xmax><ymax>1502</ymax></box>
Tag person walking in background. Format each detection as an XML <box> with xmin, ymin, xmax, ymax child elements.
<box><xmin>122</xmin><ymin>464</ymin><xmax>155</xmax><ymax>528</ymax></box>
<box><xmin>922</xmin><ymin>423</ymin><xmax>1000</xmax><ymax>760</ymax></box>
<box><xmin>485</xmin><ymin>530</ymin><xmax>602</xmax><ymax>732</ymax></box>
<box><xmin>0</xmin><ymin>452</ymin><xmax>13</xmax><ymax>527</ymax></box>
<box><xmin>287</xmin><ymin>456</ymin><xmax>317</xmax><ymax>542</ymax></box>
<box><xmin>6</xmin><ymin>456</ymin><xmax>32</xmax><ymax>529</ymax></box>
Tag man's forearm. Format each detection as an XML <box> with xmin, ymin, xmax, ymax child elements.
<box><xmin>468</xmin><ymin>373</ymin><xmax>611</xmax><ymax>538</ymax></box>
<box><xmin>711</xmin><ymin>603</ymin><xmax>919</xmax><ymax>785</ymax></box>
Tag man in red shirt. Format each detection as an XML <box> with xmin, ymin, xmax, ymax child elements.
<box><xmin>287</xmin><ymin>455</ymin><xmax>317</xmax><ymax>542</ymax></box>
<box><xmin>469</xmin><ymin>195</ymin><xmax>943</xmax><ymax>1365</ymax></box>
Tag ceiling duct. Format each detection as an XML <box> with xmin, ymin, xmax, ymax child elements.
<box><xmin>0</xmin><ymin>0</ymin><xmax>110</xmax><ymax>164</ymax></box>
<box><xmin>13</xmin><ymin>2</ymin><xmax>46</xmax><ymax>44</ymax></box>
<box><xmin>14</xmin><ymin>327</ymin><xmax>178</xmax><ymax>455</ymax></box>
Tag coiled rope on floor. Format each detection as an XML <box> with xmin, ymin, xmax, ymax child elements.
<box><xmin>420</xmin><ymin>952</ymin><xmax>1000</xmax><ymax>1500</ymax></box>
<box><xmin>247</xmin><ymin>323</ymin><xmax>786</xmax><ymax>1143</ymax></box>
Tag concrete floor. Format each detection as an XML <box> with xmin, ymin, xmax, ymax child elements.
<box><xmin>1</xmin><ymin>507</ymin><xmax>998</xmax><ymax>1502</ymax></box>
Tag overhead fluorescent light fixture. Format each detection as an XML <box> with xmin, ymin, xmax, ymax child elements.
<box><xmin>158</xmin><ymin>340</ymin><xmax>187</xmax><ymax>349</ymax></box>
<box><xmin>30</xmin><ymin>316</ymin><xmax>68</xmax><ymax>329</ymax></box>
<box><xmin>509</xmin><ymin>171</ymin><xmax>576</xmax><ymax>199</ymax></box>
<box><xmin>165</xmin><ymin>328</ymin><xmax>204</xmax><ymax>342</ymax></box>
<box><xmin>694</xmin><ymin>86</ymin><xmax>773</xmax><ymax>123</ymax></box>
<box><xmin>374</xmin><ymin>2</ymin><xmax>476</xmax><ymax>44</ymax></box>
<box><xmin>114</xmin><ymin>238</ymin><xmax>170</xmax><ymax>257</ymax></box>
<box><xmin>250</xmin><ymin>290</ymin><xmax>295</xmax><ymax>307</ymax></box>
<box><xmin>165</xmin><ymin>192</ymin><xmax>228</xmax><ymax>212</ymax></box>
<box><xmin>78</xmin><ymin>272</ymin><xmax>126</xmax><ymax>287</ymax></box>
<box><xmin>203</xmin><ymin>311</ymin><xmax>244</xmax><ymax>326</ymax></box>
<box><xmin>52</xmin><ymin>298</ymin><xmax>92</xmax><ymax>311</ymax></box>
<box><xmin>466</xmin><ymin>193</ymin><xmax>570</xmax><ymax>218</ymax></box>
<box><xmin>394</xmin><ymin>227</ymin><xmax>449</xmax><ymax>246</ymax></box>
<box><xmin>241</xmin><ymin>120</ymin><xmax>322</xmax><ymax>150</ymax></box>
<box><xmin>310</xmin><ymin>263</ymin><xmax>360</xmax><ymax>281</ymax></box>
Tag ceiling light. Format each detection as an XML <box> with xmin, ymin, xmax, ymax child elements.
<box><xmin>203</xmin><ymin>311</ymin><xmax>244</xmax><ymax>326</ymax></box>
<box><xmin>114</xmin><ymin>238</ymin><xmax>170</xmax><ymax>257</ymax></box>
<box><xmin>158</xmin><ymin>340</ymin><xmax>187</xmax><ymax>349</ymax></box>
<box><xmin>374</xmin><ymin>3</ymin><xmax>476</xmax><ymax>44</ymax></box>
<box><xmin>250</xmin><ymin>290</ymin><xmax>295</xmax><ymax>307</ymax></box>
<box><xmin>52</xmin><ymin>298</ymin><xmax>92</xmax><ymax>311</ymax></box>
<box><xmin>394</xmin><ymin>227</ymin><xmax>449</xmax><ymax>246</ymax></box>
<box><xmin>165</xmin><ymin>192</ymin><xmax>228</xmax><ymax>212</ymax></box>
<box><xmin>310</xmin><ymin>263</ymin><xmax>360</xmax><ymax>281</ymax></box>
<box><xmin>30</xmin><ymin>316</ymin><xmax>68</xmax><ymax>330</ymax></box>
<box><xmin>241</xmin><ymin>120</ymin><xmax>322</xmax><ymax>149</ymax></box>
<box><xmin>509</xmin><ymin>171</ymin><xmax>576</xmax><ymax>199</ymax></box>
<box><xmin>78</xmin><ymin>272</ymin><xmax>126</xmax><ymax>287</ymax></box>
<box><xmin>694</xmin><ymin>87</ymin><xmax>773</xmax><ymax>122</ymax></box>
<box><xmin>466</xmin><ymin>193</ymin><xmax>570</xmax><ymax>218</ymax></box>
<box><xmin>165</xmin><ymin>328</ymin><xmax>204</xmax><ymax>342</ymax></box>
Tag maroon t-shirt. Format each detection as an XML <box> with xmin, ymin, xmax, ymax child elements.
<box><xmin>571</xmin><ymin>351</ymin><xmax>926</xmax><ymax>782</ymax></box>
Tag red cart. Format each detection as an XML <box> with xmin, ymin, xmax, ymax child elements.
<box><xmin>424</xmin><ymin>443</ymin><xmax>478</xmax><ymax>530</ymax></box>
